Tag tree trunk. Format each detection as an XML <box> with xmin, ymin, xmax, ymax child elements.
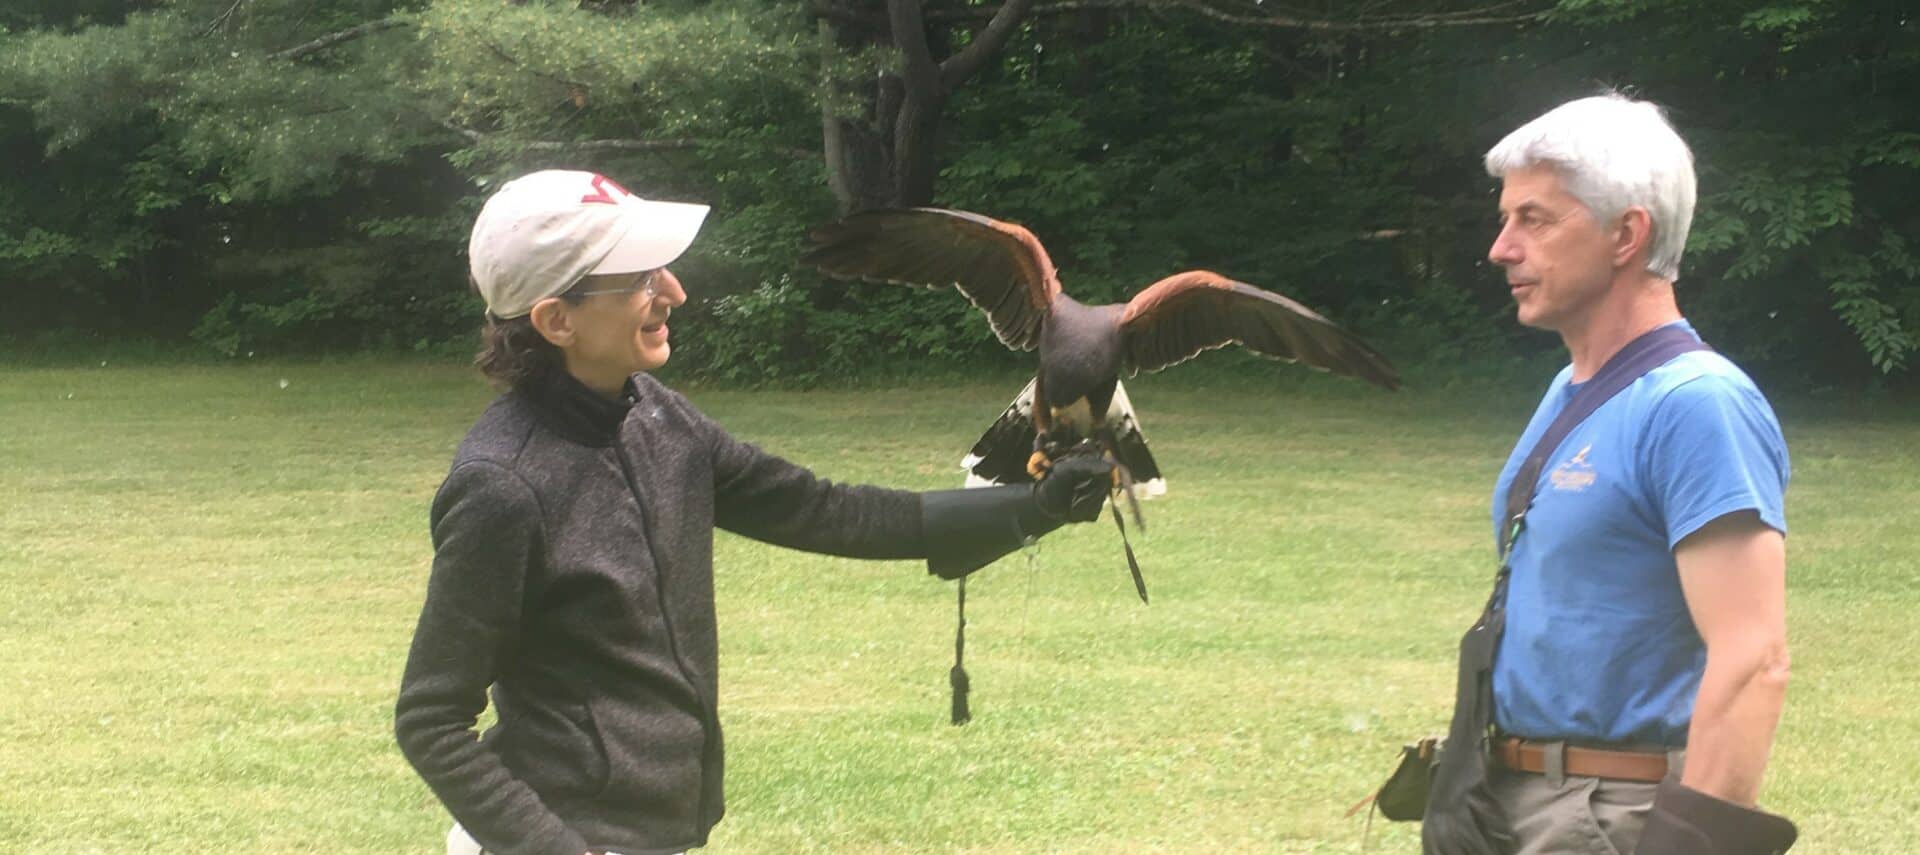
<box><xmin>890</xmin><ymin>92</ymin><xmax>943</xmax><ymax>208</ymax></box>
<box><xmin>817</xmin><ymin>14</ymin><xmax>942</xmax><ymax>213</ymax></box>
<box><xmin>816</xmin><ymin>0</ymin><xmax>1037</xmax><ymax>214</ymax></box>
<box><xmin>819</xmin><ymin>19</ymin><xmax>898</xmax><ymax>213</ymax></box>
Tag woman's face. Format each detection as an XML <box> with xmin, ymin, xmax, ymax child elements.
<box><xmin>542</xmin><ymin>267</ymin><xmax>688</xmax><ymax>393</ymax></box>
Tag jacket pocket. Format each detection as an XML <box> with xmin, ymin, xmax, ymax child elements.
<box><xmin>588</xmin><ymin>695</ymin><xmax>705</xmax><ymax>816</ymax></box>
<box><xmin>498</xmin><ymin>698</ymin><xmax>610</xmax><ymax>801</ymax></box>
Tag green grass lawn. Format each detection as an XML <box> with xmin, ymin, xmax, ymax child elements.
<box><xmin>2</xmin><ymin>359</ymin><xmax>1916</xmax><ymax>853</ymax></box>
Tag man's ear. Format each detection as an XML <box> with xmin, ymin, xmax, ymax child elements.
<box><xmin>1614</xmin><ymin>206</ymin><xmax>1654</xmax><ymax>270</ymax></box>
<box><xmin>528</xmin><ymin>298</ymin><xmax>575</xmax><ymax>348</ymax></box>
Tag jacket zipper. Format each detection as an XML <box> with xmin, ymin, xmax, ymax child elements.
<box><xmin>611</xmin><ymin>442</ymin><xmax>720</xmax><ymax>833</ymax></box>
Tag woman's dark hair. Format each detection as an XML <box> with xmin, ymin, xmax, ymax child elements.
<box><xmin>472</xmin><ymin>277</ymin><xmax>591</xmax><ymax>390</ymax></box>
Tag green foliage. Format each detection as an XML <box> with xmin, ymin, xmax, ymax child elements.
<box><xmin>1632</xmin><ymin>0</ymin><xmax>1920</xmax><ymax>380</ymax></box>
<box><xmin>1345</xmin><ymin>279</ymin><xmax>1539</xmax><ymax>385</ymax></box>
<box><xmin>0</xmin><ymin>0</ymin><xmax>456</xmax><ymax>345</ymax></box>
<box><xmin>187</xmin><ymin>237</ymin><xmax>476</xmax><ymax>357</ymax></box>
<box><xmin>1825</xmin><ymin>234</ymin><xmax>1920</xmax><ymax>374</ymax></box>
<box><xmin>674</xmin><ymin>276</ymin><xmax>1012</xmax><ymax>387</ymax></box>
<box><xmin>686</xmin><ymin>279</ymin><xmax>818</xmax><ymax>385</ymax></box>
<box><xmin>1741</xmin><ymin>3</ymin><xmax>1819</xmax><ymax>33</ymax></box>
<box><xmin>0</xmin><ymin>0</ymin><xmax>1915</xmax><ymax>387</ymax></box>
<box><xmin>0</xmin><ymin>225</ymin><xmax>80</xmax><ymax>264</ymax></box>
<box><xmin>419</xmin><ymin>0</ymin><xmax>812</xmax><ymax>141</ymax></box>
<box><xmin>0</xmin><ymin>0</ymin><xmax>148</xmax><ymax>32</ymax></box>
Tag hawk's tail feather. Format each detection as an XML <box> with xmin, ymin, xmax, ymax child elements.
<box><xmin>1106</xmin><ymin>380</ymin><xmax>1165</xmax><ymax>497</ymax></box>
<box><xmin>958</xmin><ymin>379</ymin><xmax>1042</xmax><ymax>486</ymax></box>
<box><xmin>959</xmin><ymin>379</ymin><xmax>1165</xmax><ymax>500</ymax></box>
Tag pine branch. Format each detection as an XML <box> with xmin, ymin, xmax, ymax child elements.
<box><xmin>270</xmin><ymin>19</ymin><xmax>411</xmax><ymax>62</ymax></box>
<box><xmin>201</xmin><ymin>0</ymin><xmax>245</xmax><ymax>37</ymax></box>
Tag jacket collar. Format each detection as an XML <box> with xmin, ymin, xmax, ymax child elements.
<box><xmin>519</xmin><ymin>369</ymin><xmax>640</xmax><ymax>446</ymax></box>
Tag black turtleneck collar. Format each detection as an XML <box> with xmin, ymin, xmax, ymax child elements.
<box><xmin>518</xmin><ymin>369</ymin><xmax>640</xmax><ymax>446</ymax></box>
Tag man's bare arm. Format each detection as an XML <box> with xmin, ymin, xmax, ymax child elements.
<box><xmin>1674</xmin><ymin>510</ymin><xmax>1790</xmax><ymax>807</ymax></box>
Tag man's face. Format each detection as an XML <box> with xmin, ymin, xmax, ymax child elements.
<box><xmin>1489</xmin><ymin>165</ymin><xmax>1619</xmax><ymax>332</ymax></box>
<box><xmin>563</xmin><ymin>267</ymin><xmax>687</xmax><ymax>379</ymax></box>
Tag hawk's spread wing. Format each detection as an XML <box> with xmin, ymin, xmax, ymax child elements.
<box><xmin>1119</xmin><ymin>271</ymin><xmax>1400</xmax><ymax>389</ymax></box>
<box><xmin>802</xmin><ymin>208</ymin><xmax>1061</xmax><ymax>352</ymax></box>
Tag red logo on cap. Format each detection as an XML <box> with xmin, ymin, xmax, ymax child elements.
<box><xmin>581</xmin><ymin>174</ymin><xmax>631</xmax><ymax>205</ymax></box>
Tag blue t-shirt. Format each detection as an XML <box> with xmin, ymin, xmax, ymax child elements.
<box><xmin>1489</xmin><ymin>320</ymin><xmax>1789</xmax><ymax>746</ymax></box>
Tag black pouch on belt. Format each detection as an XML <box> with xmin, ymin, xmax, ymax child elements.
<box><xmin>1372</xmin><ymin>736</ymin><xmax>1441</xmax><ymax>822</ymax></box>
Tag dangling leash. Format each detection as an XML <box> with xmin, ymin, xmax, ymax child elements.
<box><xmin>947</xmin><ymin>442</ymin><xmax>1150</xmax><ymax>724</ymax></box>
<box><xmin>950</xmin><ymin>575</ymin><xmax>971</xmax><ymax>725</ymax></box>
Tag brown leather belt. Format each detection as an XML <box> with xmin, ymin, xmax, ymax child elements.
<box><xmin>1495</xmin><ymin>737</ymin><xmax>1669</xmax><ymax>783</ymax></box>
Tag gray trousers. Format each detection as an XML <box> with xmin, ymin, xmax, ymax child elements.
<box><xmin>1485</xmin><ymin>745</ymin><xmax>1685</xmax><ymax>855</ymax></box>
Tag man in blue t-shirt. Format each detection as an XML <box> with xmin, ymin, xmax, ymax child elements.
<box><xmin>1428</xmin><ymin>94</ymin><xmax>1796</xmax><ymax>854</ymax></box>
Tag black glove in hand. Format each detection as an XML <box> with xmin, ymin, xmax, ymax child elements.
<box><xmin>1034</xmin><ymin>454</ymin><xmax>1115</xmax><ymax>523</ymax></box>
<box><xmin>921</xmin><ymin>455</ymin><xmax>1115</xmax><ymax>579</ymax></box>
<box><xmin>1635</xmin><ymin>780</ymin><xmax>1796</xmax><ymax>854</ymax></box>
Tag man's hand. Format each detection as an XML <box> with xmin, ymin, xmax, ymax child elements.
<box><xmin>1034</xmin><ymin>454</ymin><xmax>1115</xmax><ymax>523</ymax></box>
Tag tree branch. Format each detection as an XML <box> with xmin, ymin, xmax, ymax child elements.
<box><xmin>270</xmin><ymin>19</ymin><xmax>411</xmax><ymax>62</ymax></box>
<box><xmin>439</xmin><ymin>120</ymin><xmax>819</xmax><ymax>161</ymax></box>
<box><xmin>923</xmin><ymin>0</ymin><xmax>1547</xmax><ymax>30</ymax></box>
<box><xmin>940</xmin><ymin>0</ymin><xmax>1039</xmax><ymax>90</ymax></box>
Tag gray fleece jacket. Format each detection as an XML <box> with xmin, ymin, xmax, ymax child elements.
<box><xmin>395</xmin><ymin>372</ymin><xmax>925</xmax><ymax>855</ymax></box>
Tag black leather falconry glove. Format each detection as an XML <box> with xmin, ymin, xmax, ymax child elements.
<box><xmin>921</xmin><ymin>455</ymin><xmax>1115</xmax><ymax>579</ymax></box>
<box><xmin>1635</xmin><ymin>780</ymin><xmax>1796</xmax><ymax>855</ymax></box>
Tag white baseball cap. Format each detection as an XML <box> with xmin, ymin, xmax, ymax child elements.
<box><xmin>467</xmin><ymin>169</ymin><xmax>710</xmax><ymax>318</ymax></box>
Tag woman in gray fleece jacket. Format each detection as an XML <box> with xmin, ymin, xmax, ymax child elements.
<box><xmin>394</xmin><ymin>171</ymin><xmax>1112</xmax><ymax>855</ymax></box>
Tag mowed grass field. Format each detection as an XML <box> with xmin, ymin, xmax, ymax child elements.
<box><xmin>2</xmin><ymin>359</ymin><xmax>1917</xmax><ymax>853</ymax></box>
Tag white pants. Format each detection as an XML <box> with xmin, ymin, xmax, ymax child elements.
<box><xmin>447</xmin><ymin>822</ymin><xmax>653</xmax><ymax>855</ymax></box>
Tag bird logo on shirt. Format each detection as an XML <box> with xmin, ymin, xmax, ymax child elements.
<box><xmin>1551</xmin><ymin>444</ymin><xmax>1597</xmax><ymax>492</ymax></box>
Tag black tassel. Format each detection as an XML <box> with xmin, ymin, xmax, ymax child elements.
<box><xmin>950</xmin><ymin>576</ymin><xmax>971</xmax><ymax>725</ymax></box>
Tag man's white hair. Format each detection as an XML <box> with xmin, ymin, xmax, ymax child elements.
<box><xmin>1484</xmin><ymin>94</ymin><xmax>1697</xmax><ymax>281</ymax></box>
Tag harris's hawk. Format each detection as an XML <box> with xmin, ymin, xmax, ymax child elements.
<box><xmin>804</xmin><ymin>206</ymin><xmax>1400</xmax><ymax>474</ymax></box>
<box><xmin>803</xmin><ymin>207</ymin><xmax>1400</xmax><ymax>599</ymax></box>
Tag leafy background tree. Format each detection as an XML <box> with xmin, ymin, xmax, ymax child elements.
<box><xmin>1</xmin><ymin>0</ymin><xmax>1913</xmax><ymax>389</ymax></box>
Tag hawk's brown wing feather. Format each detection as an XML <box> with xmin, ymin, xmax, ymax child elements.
<box><xmin>802</xmin><ymin>208</ymin><xmax>1061</xmax><ymax>351</ymax></box>
<box><xmin>1119</xmin><ymin>271</ymin><xmax>1400</xmax><ymax>389</ymax></box>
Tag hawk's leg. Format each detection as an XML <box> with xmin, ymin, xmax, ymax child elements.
<box><xmin>1027</xmin><ymin>378</ymin><xmax>1054</xmax><ymax>480</ymax></box>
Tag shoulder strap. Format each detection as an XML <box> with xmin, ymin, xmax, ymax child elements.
<box><xmin>1499</xmin><ymin>325</ymin><xmax>1709</xmax><ymax>558</ymax></box>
